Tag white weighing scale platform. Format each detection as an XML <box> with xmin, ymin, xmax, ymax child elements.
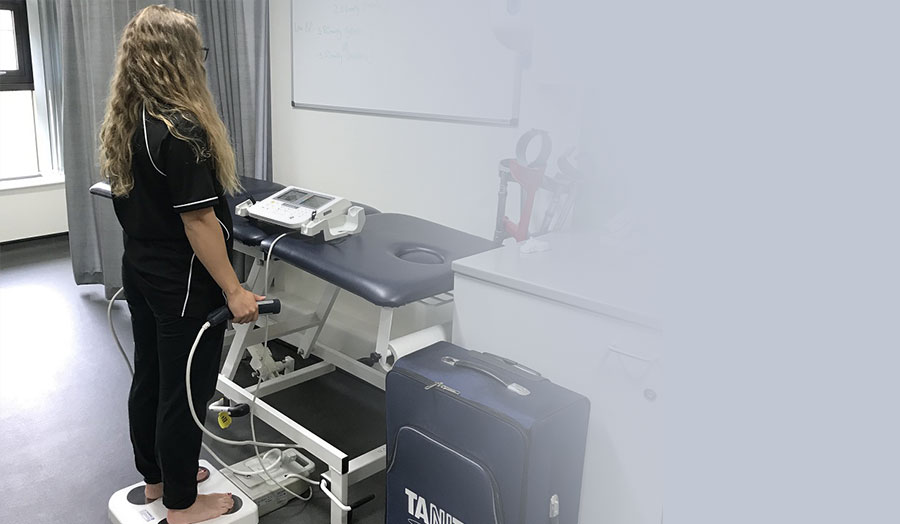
<box><xmin>108</xmin><ymin>460</ymin><xmax>258</xmax><ymax>524</ymax></box>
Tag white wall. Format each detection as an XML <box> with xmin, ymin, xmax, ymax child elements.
<box><xmin>269</xmin><ymin>0</ymin><xmax>583</xmax><ymax>239</ymax></box>
<box><xmin>271</xmin><ymin>8</ymin><xmax>510</xmax><ymax>237</ymax></box>
<box><xmin>0</xmin><ymin>183</ymin><xmax>68</xmax><ymax>243</ymax></box>
<box><xmin>267</xmin><ymin>1</ymin><xmax>588</xmax><ymax>351</ymax></box>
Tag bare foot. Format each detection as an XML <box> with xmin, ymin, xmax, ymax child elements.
<box><xmin>166</xmin><ymin>493</ymin><xmax>234</xmax><ymax>524</ymax></box>
<box><xmin>145</xmin><ymin>468</ymin><xmax>210</xmax><ymax>501</ymax></box>
<box><xmin>145</xmin><ymin>483</ymin><xmax>163</xmax><ymax>501</ymax></box>
<box><xmin>196</xmin><ymin>467</ymin><xmax>210</xmax><ymax>483</ymax></box>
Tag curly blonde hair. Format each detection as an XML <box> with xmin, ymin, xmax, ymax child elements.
<box><xmin>99</xmin><ymin>5</ymin><xmax>239</xmax><ymax>196</ymax></box>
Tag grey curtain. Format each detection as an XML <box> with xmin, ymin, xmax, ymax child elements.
<box><xmin>193</xmin><ymin>0</ymin><xmax>272</xmax><ymax>185</ymax></box>
<box><xmin>36</xmin><ymin>0</ymin><xmax>271</xmax><ymax>288</ymax></box>
<box><xmin>190</xmin><ymin>0</ymin><xmax>271</xmax><ymax>281</ymax></box>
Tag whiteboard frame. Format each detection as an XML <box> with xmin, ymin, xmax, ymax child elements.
<box><xmin>289</xmin><ymin>1</ymin><xmax>522</xmax><ymax>127</ymax></box>
<box><xmin>290</xmin><ymin>99</ymin><xmax>520</xmax><ymax>127</ymax></box>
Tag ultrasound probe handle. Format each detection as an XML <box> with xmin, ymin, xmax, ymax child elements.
<box><xmin>207</xmin><ymin>299</ymin><xmax>282</xmax><ymax>327</ymax></box>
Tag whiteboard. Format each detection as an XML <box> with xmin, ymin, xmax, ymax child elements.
<box><xmin>291</xmin><ymin>0</ymin><xmax>522</xmax><ymax>125</ymax></box>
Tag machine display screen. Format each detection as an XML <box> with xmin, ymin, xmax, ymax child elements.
<box><xmin>302</xmin><ymin>195</ymin><xmax>332</xmax><ymax>209</ymax></box>
<box><xmin>276</xmin><ymin>189</ymin><xmax>309</xmax><ymax>203</ymax></box>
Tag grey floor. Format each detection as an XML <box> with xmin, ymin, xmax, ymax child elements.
<box><xmin>0</xmin><ymin>235</ymin><xmax>385</xmax><ymax>524</ymax></box>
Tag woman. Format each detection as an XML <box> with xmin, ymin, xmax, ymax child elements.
<box><xmin>98</xmin><ymin>6</ymin><xmax>261</xmax><ymax>524</ymax></box>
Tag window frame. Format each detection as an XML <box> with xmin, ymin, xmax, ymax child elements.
<box><xmin>0</xmin><ymin>0</ymin><xmax>57</xmax><ymax>188</ymax></box>
<box><xmin>0</xmin><ymin>0</ymin><xmax>34</xmax><ymax>91</ymax></box>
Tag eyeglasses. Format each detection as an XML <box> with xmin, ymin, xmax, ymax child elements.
<box><xmin>201</xmin><ymin>47</ymin><xmax>209</xmax><ymax>62</ymax></box>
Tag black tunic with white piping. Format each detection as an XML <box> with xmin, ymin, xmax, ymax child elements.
<box><xmin>112</xmin><ymin>109</ymin><xmax>233</xmax><ymax>319</ymax></box>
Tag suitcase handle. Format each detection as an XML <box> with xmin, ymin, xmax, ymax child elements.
<box><xmin>481</xmin><ymin>352</ymin><xmax>543</xmax><ymax>378</ymax></box>
<box><xmin>441</xmin><ymin>356</ymin><xmax>531</xmax><ymax>396</ymax></box>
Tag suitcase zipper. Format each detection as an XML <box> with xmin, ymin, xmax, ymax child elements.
<box><xmin>424</xmin><ymin>381</ymin><xmax>461</xmax><ymax>395</ymax></box>
<box><xmin>394</xmin><ymin>368</ymin><xmax>529</xmax><ymax>442</ymax></box>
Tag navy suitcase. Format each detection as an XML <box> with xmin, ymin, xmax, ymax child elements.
<box><xmin>386</xmin><ymin>341</ymin><xmax>590</xmax><ymax>524</ymax></box>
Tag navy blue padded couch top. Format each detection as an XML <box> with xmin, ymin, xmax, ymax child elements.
<box><xmin>93</xmin><ymin>177</ymin><xmax>496</xmax><ymax>308</ymax></box>
<box><xmin>261</xmin><ymin>213</ymin><xmax>496</xmax><ymax>308</ymax></box>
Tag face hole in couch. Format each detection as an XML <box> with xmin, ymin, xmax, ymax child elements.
<box><xmin>394</xmin><ymin>246</ymin><xmax>445</xmax><ymax>265</ymax></box>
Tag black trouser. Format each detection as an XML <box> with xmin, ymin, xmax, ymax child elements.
<box><xmin>122</xmin><ymin>260</ymin><xmax>225</xmax><ymax>510</ymax></box>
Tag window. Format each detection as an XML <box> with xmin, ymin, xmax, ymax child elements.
<box><xmin>0</xmin><ymin>0</ymin><xmax>33</xmax><ymax>91</ymax></box>
<box><xmin>0</xmin><ymin>0</ymin><xmax>43</xmax><ymax>183</ymax></box>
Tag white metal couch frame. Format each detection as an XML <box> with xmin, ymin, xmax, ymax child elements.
<box><xmin>217</xmin><ymin>240</ymin><xmax>452</xmax><ymax>524</ymax></box>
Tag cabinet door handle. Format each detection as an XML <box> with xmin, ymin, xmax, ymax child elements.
<box><xmin>607</xmin><ymin>344</ymin><xmax>657</xmax><ymax>362</ymax></box>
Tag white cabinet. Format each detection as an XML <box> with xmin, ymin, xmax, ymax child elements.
<box><xmin>452</xmin><ymin>234</ymin><xmax>661</xmax><ymax>524</ymax></box>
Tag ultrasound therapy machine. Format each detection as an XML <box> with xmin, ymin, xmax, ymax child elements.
<box><xmin>236</xmin><ymin>187</ymin><xmax>366</xmax><ymax>240</ymax></box>
<box><xmin>93</xmin><ymin>178</ymin><xmax>494</xmax><ymax>524</ymax></box>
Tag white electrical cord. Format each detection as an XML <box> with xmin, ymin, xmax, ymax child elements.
<box><xmin>107</xmin><ymin>287</ymin><xmax>133</xmax><ymax>376</ymax></box>
<box><xmin>250</xmin><ymin>377</ymin><xmax>316</xmax><ymax>502</ymax></box>
<box><xmin>249</xmin><ymin>232</ymin><xmax>318</xmax><ymax>502</ymax></box>
<box><xmin>108</xmin><ymin>230</ymin><xmax>321</xmax><ymax>505</ymax></box>
<box><xmin>264</xmin><ymin>233</ymin><xmax>290</xmax><ymax>301</ymax></box>
<box><xmin>219</xmin><ymin>449</ymin><xmax>283</xmax><ymax>478</ymax></box>
<box><xmin>319</xmin><ymin>479</ymin><xmax>354</xmax><ymax>512</ymax></box>
<box><xmin>106</xmin><ymin>293</ymin><xmax>287</xmax><ymax>478</ymax></box>
<box><xmin>184</xmin><ymin>323</ymin><xmax>302</xmax><ymax>450</ymax></box>
<box><xmin>183</xmin><ymin>232</ymin><xmax>298</xmax><ymax>450</ymax></box>
<box><xmin>185</xmin><ymin>230</ymin><xmax>320</xmax><ymax>504</ymax></box>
